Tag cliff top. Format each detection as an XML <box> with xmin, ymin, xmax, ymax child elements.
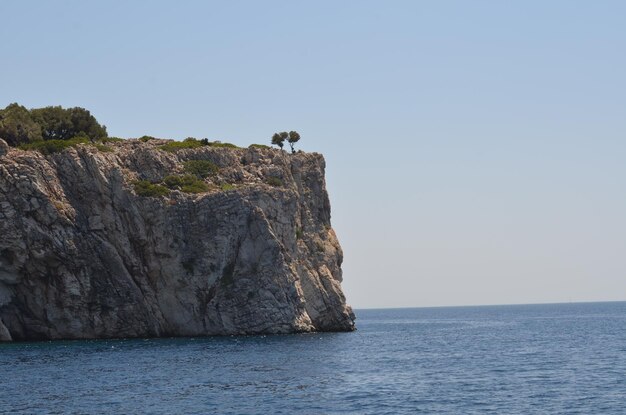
<box><xmin>0</xmin><ymin>136</ymin><xmax>326</xmax><ymax>201</ymax></box>
<box><xmin>0</xmin><ymin>103</ymin><xmax>311</xmax><ymax>198</ymax></box>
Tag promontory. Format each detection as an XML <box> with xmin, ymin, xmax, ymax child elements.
<box><xmin>0</xmin><ymin>137</ymin><xmax>355</xmax><ymax>341</ymax></box>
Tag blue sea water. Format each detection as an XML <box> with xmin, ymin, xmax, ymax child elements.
<box><xmin>1</xmin><ymin>302</ymin><xmax>625</xmax><ymax>414</ymax></box>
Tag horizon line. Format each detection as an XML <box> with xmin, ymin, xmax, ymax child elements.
<box><xmin>354</xmin><ymin>299</ymin><xmax>626</xmax><ymax>311</ymax></box>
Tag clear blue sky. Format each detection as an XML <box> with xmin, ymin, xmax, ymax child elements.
<box><xmin>2</xmin><ymin>1</ymin><xmax>625</xmax><ymax>308</ymax></box>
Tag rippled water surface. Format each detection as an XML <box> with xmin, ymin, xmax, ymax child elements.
<box><xmin>2</xmin><ymin>302</ymin><xmax>625</xmax><ymax>414</ymax></box>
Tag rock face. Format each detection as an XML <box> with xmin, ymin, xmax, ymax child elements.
<box><xmin>0</xmin><ymin>138</ymin><xmax>355</xmax><ymax>341</ymax></box>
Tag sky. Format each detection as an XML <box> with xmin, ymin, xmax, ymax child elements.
<box><xmin>2</xmin><ymin>1</ymin><xmax>625</xmax><ymax>309</ymax></box>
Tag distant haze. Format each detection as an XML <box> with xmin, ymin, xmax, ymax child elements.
<box><xmin>2</xmin><ymin>1</ymin><xmax>625</xmax><ymax>308</ymax></box>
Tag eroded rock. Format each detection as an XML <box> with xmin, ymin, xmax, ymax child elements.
<box><xmin>0</xmin><ymin>140</ymin><xmax>355</xmax><ymax>341</ymax></box>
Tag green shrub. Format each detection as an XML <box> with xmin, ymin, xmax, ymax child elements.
<box><xmin>19</xmin><ymin>137</ymin><xmax>89</xmax><ymax>155</ymax></box>
<box><xmin>102</xmin><ymin>136</ymin><xmax>124</xmax><ymax>143</ymax></box>
<box><xmin>163</xmin><ymin>174</ymin><xmax>209</xmax><ymax>194</ymax></box>
<box><xmin>183</xmin><ymin>160</ymin><xmax>219</xmax><ymax>178</ymax></box>
<box><xmin>163</xmin><ymin>174</ymin><xmax>197</xmax><ymax>188</ymax></box>
<box><xmin>139</xmin><ymin>135</ymin><xmax>155</xmax><ymax>142</ymax></box>
<box><xmin>220</xmin><ymin>183</ymin><xmax>235</xmax><ymax>191</ymax></box>
<box><xmin>208</xmin><ymin>142</ymin><xmax>238</xmax><ymax>148</ymax></box>
<box><xmin>266</xmin><ymin>176</ymin><xmax>283</xmax><ymax>187</ymax></box>
<box><xmin>181</xmin><ymin>181</ymin><xmax>209</xmax><ymax>194</ymax></box>
<box><xmin>133</xmin><ymin>180</ymin><xmax>169</xmax><ymax>197</ymax></box>
<box><xmin>296</xmin><ymin>227</ymin><xmax>303</xmax><ymax>239</ymax></box>
<box><xmin>158</xmin><ymin>137</ymin><xmax>239</xmax><ymax>152</ymax></box>
<box><xmin>163</xmin><ymin>175</ymin><xmax>184</xmax><ymax>189</ymax></box>
<box><xmin>249</xmin><ymin>144</ymin><xmax>270</xmax><ymax>149</ymax></box>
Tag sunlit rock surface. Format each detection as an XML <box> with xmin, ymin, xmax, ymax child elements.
<box><xmin>0</xmin><ymin>138</ymin><xmax>354</xmax><ymax>341</ymax></box>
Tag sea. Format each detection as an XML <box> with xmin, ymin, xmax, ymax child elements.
<box><xmin>1</xmin><ymin>301</ymin><xmax>625</xmax><ymax>414</ymax></box>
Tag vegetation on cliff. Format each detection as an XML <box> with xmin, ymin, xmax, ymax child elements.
<box><xmin>133</xmin><ymin>180</ymin><xmax>170</xmax><ymax>197</ymax></box>
<box><xmin>1</xmin><ymin>103</ymin><xmax>303</xmax><ymax>159</ymax></box>
<box><xmin>18</xmin><ymin>137</ymin><xmax>91</xmax><ymax>155</ymax></box>
<box><xmin>271</xmin><ymin>131</ymin><xmax>301</xmax><ymax>153</ymax></box>
<box><xmin>0</xmin><ymin>103</ymin><xmax>107</xmax><ymax>147</ymax></box>
<box><xmin>0</xmin><ymin>104</ymin><xmax>241</xmax><ymax>153</ymax></box>
<box><xmin>0</xmin><ymin>104</ymin><xmax>300</xmax><ymax>196</ymax></box>
<box><xmin>183</xmin><ymin>160</ymin><xmax>219</xmax><ymax>178</ymax></box>
<box><xmin>159</xmin><ymin>137</ymin><xmax>239</xmax><ymax>152</ymax></box>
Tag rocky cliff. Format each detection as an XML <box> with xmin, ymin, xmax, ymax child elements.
<box><xmin>0</xmin><ymin>138</ymin><xmax>354</xmax><ymax>341</ymax></box>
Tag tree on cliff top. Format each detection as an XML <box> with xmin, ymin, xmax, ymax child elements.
<box><xmin>31</xmin><ymin>106</ymin><xmax>107</xmax><ymax>141</ymax></box>
<box><xmin>271</xmin><ymin>131</ymin><xmax>300</xmax><ymax>153</ymax></box>
<box><xmin>0</xmin><ymin>103</ymin><xmax>43</xmax><ymax>146</ymax></box>
<box><xmin>0</xmin><ymin>103</ymin><xmax>107</xmax><ymax>146</ymax></box>
<box><xmin>271</xmin><ymin>132</ymin><xmax>285</xmax><ymax>149</ymax></box>
<box><xmin>286</xmin><ymin>131</ymin><xmax>300</xmax><ymax>153</ymax></box>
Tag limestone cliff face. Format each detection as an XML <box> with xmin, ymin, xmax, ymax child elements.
<box><xmin>0</xmin><ymin>139</ymin><xmax>354</xmax><ymax>341</ymax></box>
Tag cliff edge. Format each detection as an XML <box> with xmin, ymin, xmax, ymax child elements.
<box><xmin>0</xmin><ymin>138</ymin><xmax>355</xmax><ymax>341</ymax></box>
